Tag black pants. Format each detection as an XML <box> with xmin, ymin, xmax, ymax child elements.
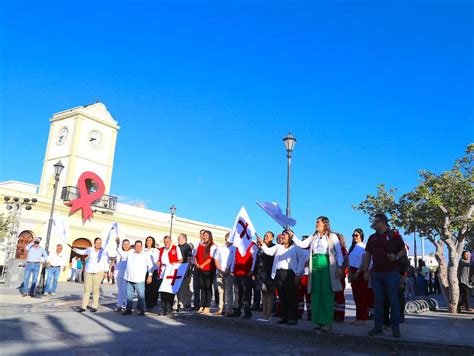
<box><xmin>251</xmin><ymin>278</ymin><xmax>261</xmax><ymax>309</ymax></box>
<box><xmin>199</xmin><ymin>270</ymin><xmax>215</xmax><ymax>308</ymax></box>
<box><xmin>459</xmin><ymin>283</ymin><xmax>471</xmax><ymax>310</ymax></box>
<box><xmin>145</xmin><ymin>271</ymin><xmax>159</xmax><ymax>309</ymax></box>
<box><xmin>161</xmin><ymin>292</ymin><xmax>175</xmax><ymax>312</ymax></box>
<box><xmin>233</xmin><ymin>275</ymin><xmax>252</xmax><ymax>314</ymax></box>
<box><xmin>275</xmin><ymin>269</ymin><xmax>298</xmax><ymax>322</ymax></box>
<box><xmin>193</xmin><ymin>267</ymin><xmax>200</xmax><ymax>308</ymax></box>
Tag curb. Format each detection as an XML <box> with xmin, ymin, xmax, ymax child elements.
<box><xmin>174</xmin><ymin>313</ymin><xmax>474</xmax><ymax>356</ymax></box>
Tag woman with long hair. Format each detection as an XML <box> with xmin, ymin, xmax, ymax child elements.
<box><xmin>144</xmin><ymin>236</ymin><xmax>160</xmax><ymax>311</ymax></box>
<box><xmin>348</xmin><ymin>228</ymin><xmax>370</xmax><ymax>325</ymax></box>
<box><xmin>290</xmin><ymin>216</ymin><xmax>344</xmax><ymax>332</ymax></box>
<box><xmin>195</xmin><ymin>230</ymin><xmax>218</xmax><ymax>314</ymax></box>
<box><xmin>258</xmin><ymin>230</ymin><xmax>304</xmax><ymax>325</ymax></box>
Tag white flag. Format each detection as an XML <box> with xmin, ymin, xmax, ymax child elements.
<box><xmin>256</xmin><ymin>201</ymin><xmax>297</xmax><ymax>227</ymax></box>
<box><xmin>228</xmin><ymin>206</ymin><xmax>257</xmax><ymax>256</ymax></box>
<box><xmin>52</xmin><ymin>214</ymin><xmax>70</xmax><ymax>246</ymax></box>
<box><xmin>158</xmin><ymin>263</ymin><xmax>189</xmax><ymax>294</ymax></box>
<box><xmin>104</xmin><ymin>222</ymin><xmax>119</xmax><ymax>249</ymax></box>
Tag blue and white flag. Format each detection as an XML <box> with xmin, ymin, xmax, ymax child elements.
<box><xmin>256</xmin><ymin>201</ymin><xmax>297</xmax><ymax>227</ymax></box>
<box><xmin>52</xmin><ymin>214</ymin><xmax>71</xmax><ymax>247</ymax></box>
<box><xmin>104</xmin><ymin>222</ymin><xmax>119</xmax><ymax>249</ymax></box>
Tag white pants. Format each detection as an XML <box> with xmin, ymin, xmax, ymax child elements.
<box><xmin>116</xmin><ymin>276</ymin><xmax>127</xmax><ymax>308</ymax></box>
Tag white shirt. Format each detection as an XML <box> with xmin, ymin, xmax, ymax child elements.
<box><xmin>348</xmin><ymin>242</ymin><xmax>366</xmax><ymax>268</ymax></box>
<box><xmin>73</xmin><ymin>247</ymin><xmax>109</xmax><ymax>273</ymax></box>
<box><xmin>261</xmin><ymin>243</ymin><xmax>305</xmax><ymax>279</ymax></box>
<box><xmin>47</xmin><ymin>251</ymin><xmax>67</xmax><ymax>267</ymax></box>
<box><xmin>124</xmin><ymin>250</ymin><xmax>154</xmax><ymax>283</ymax></box>
<box><xmin>115</xmin><ymin>247</ymin><xmax>133</xmax><ymax>278</ymax></box>
<box><xmin>217</xmin><ymin>244</ymin><xmax>235</xmax><ymax>272</ymax></box>
<box><xmin>292</xmin><ymin>233</ymin><xmax>344</xmax><ymax>265</ymax></box>
<box><xmin>145</xmin><ymin>247</ymin><xmax>160</xmax><ymax>271</ymax></box>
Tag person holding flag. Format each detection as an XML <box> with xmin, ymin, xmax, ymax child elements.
<box><xmin>157</xmin><ymin>235</ymin><xmax>183</xmax><ymax>315</ymax></box>
<box><xmin>114</xmin><ymin>237</ymin><xmax>132</xmax><ymax>311</ymax></box>
<box><xmin>228</xmin><ymin>206</ymin><xmax>258</xmax><ymax>319</ymax></box>
<box><xmin>74</xmin><ymin>237</ymin><xmax>110</xmax><ymax>312</ymax></box>
<box><xmin>195</xmin><ymin>230</ymin><xmax>218</xmax><ymax>314</ymax></box>
<box><xmin>258</xmin><ymin>230</ymin><xmax>305</xmax><ymax>325</ymax></box>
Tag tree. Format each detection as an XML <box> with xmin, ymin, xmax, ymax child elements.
<box><xmin>0</xmin><ymin>213</ymin><xmax>10</xmax><ymax>243</ymax></box>
<box><xmin>354</xmin><ymin>144</ymin><xmax>473</xmax><ymax>313</ymax></box>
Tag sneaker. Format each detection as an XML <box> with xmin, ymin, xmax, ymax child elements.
<box><xmin>21</xmin><ymin>294</ymin><xmax>28</xmax><ymax>297</ymax></box>
<box><xmin>139</xmin><ymin>310</ymin><xmax>145</xmax><ymax>316</ymax></box>
<box><xmin>122</xmin><ymin>310</ymin><xmax>132</xmax><ymax>315</ymax></box>
<box><xmin>43</xmin><ymin>293</ymin><xmax>49</xmax><ymax>296</ymax></box>
<box><xmin>90</xmin><ymin>308</ymin><xmax>97</xmax><ymax>313</ymax></box>
<box><xmin>113</xmin><ymin>307</ymin><xmax>123</xmax><ymax>312</ymax></box>
<box><xmin>50</xmin><ymin>292</ymin><xmax>56</xmax><ymax>296</ymax></box>
<box><xmin>392</xmin><ymin>330</ymin><xmax>401</xmax><ymax>338</ymax></box>
<box><xmin>368</xmin><ymin>328</ymin><xmax>383</xmax><ymax>336</ymax></box>
<box><xmin>78</xmin><ymin>308</ymin><xmax>86</xmax><ymax>313</ymax></box>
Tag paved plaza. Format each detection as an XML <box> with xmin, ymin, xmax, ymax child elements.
<box><xmin>1</xmin><ymin>282</ymin><xmax>473</xmax><ymax>355</ymax></box>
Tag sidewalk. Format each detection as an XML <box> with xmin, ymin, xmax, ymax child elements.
<box><xmin>1</xmin><ymin>282</ymin><xmax>473</xmax><ymax>355</ymax></box>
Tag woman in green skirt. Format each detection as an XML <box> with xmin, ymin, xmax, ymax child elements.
<box><xmin>290</xmin><ymin>216</ymin><xmax>344</xmax><ymax>332</ymax></box>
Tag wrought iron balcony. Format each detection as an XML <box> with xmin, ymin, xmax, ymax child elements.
<box><xmin>61</xmin><ymin>186</ymin><xmax>118</xmax><ymax>211</ymax></box>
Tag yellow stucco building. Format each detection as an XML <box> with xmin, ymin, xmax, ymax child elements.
<box><xmin>0</xmin><ymin>103</ymin><xmax>229</xmax><ymax>282</ymax></box>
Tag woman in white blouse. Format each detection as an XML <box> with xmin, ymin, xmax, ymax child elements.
<box><xmin>73</xmin><ymin>237</ymin><xmax>109</xmax><ymax>312</ymax></box>
<box><xmin>290</xmin><ymin>216</ymin><xmax>343</xmax><ymax>332</ymax></box>
<box><xmin>144</xmin><ymin>236</ymin><xmax>160</xmax><ymax>311</ymax></box>
<box><xmin>348</xmin><ymin>228</ymin><xmax>369</xmax><ymax>325</ymax></box>
<box><xmin>258</xmin><ymin>230</ymin><xmax>305</xmax><ymax>325</ymax></box>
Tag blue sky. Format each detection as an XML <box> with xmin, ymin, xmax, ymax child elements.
<box><xmin>0</xmin><ymin>0</ymin><xmax>472</xmax><ymax>255</ymax></box>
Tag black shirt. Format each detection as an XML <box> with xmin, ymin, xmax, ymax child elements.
<box><xmin>179</xmin><ymin>243</ymin><xmax>193</xmax><ymax>262</ymax></box>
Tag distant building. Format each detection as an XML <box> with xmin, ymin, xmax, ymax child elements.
<box><xmin>408</xmin><ymin>254</ymin><xmax>438</xmax><ymax>268</ymax></box>
<box><xmin>0</xmin><ymin>103</ymin><xmax>229</xmax><ymax>282</ymax></box>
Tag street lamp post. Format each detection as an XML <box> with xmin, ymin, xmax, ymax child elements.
<box><xmin>283</xmin><ymin>133</ymin><xmax>296</xmax><ymax>219</ymax></box>
<box><xmin>40</xmin><ymin>160</ymin><xmax>64</xmax><ymax>292</ymax></box>
<box><xmin>413</xmin><ymin>229</ymin><xmax>417</xmax><ymax>268</ymax></box>
<box><xmin>169</xmin><ymin>204</ymin><xmax>176</xmax><ymax>238</ymax></box>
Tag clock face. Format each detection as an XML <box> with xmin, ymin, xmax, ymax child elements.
<box><xmin>56</xmin><ymin>127</ymin><xmax>69</xmax><ymax>145</ymax></box>
<box><xmin>88</xmin><ymin>130</ymin><xmax>103</xmax><ymax>149</ymax></box>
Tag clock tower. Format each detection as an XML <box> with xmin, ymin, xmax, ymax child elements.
<box><xmin>38</xmin><ymin>103</ymin><xmax>120</xmax><ymax>197</ymax></box>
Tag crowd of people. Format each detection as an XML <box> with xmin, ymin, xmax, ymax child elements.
<box><xmin>20</xmin><ymin>213</ymin><xmax>474</xmax><ymax>338</ymax></box>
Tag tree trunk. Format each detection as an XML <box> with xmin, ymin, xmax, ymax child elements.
<box><xmin>444</xmin><ymin>238</ymin><xmax>460</xmax><ymax>313</ymax></box>
<box><xmin>429</xmin><ymin>238</ymin><xmax>450</xmax><ymax>304</ymax></box>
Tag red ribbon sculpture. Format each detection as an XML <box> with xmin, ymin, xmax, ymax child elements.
<box><xmin>66</xmin><ymin>171</ymin><xmax>105</xmax><ymax>223</ymax></box>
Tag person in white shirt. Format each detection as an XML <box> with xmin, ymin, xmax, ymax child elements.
<box><xmin>347</xmin><ymin>228</ymin><xmax>370</xmax><ymax>325</ymax></box>
<box><xmin>215</xmin><ymin>232</ymin><xmax>235</xmax><ymax>316</ymax></box>
<box><xmin>114</xmin><ymin>237</ymin><xmax>132</xmax><ymax>311</ymax></box>
<box><xmin>120</xmin><ymin>239</ymin><xmax>154</xmax><ymax>316</ymax></box>
<box><xmin>44</xmin><ymin>244</ymin><xmax>67</xmax><ymax>296</ymax></box>
<box><xmin>144</xmin><ymin>236</ymin><xmax>160</xmax><ymax>311</ymax></box>
<box><xmin>73</xmin><ymin>237</ymin><xmax>110</xmax><ymax>312</ymax></box>
<box><xmin>289</xmin><ymin>216</ymin><xmax>344</xmax><ymax>332</ymax></box>
<box><xmin>258</xmin><ymin>230</ymin><xmax>305</xmax><ymax>325</ymax></box>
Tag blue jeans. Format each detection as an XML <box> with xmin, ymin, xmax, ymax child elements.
<box><xmin>45</xmin><ymin>266</ymin><xmax>61</xmax><ymax>293</ymax></box>
<box><xmin>126</xmin><ymin>281</ymin><xmax>145</xmax><ymax>312</ymax></box>
<box><xmin>22</xmin><ymin>262</ymin><xmax>40</xmax><ymax>295</ymax></box>
<box><xmin>371</xmin><ymin>270</ymin><xmax>400</xmax><ymax>332</ymax></box>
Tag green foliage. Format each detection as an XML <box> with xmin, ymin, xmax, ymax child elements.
<box><xmin>354</xmin><ymin>145</ymin><xmax>474</xmax><ymax>244</ymax></box>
